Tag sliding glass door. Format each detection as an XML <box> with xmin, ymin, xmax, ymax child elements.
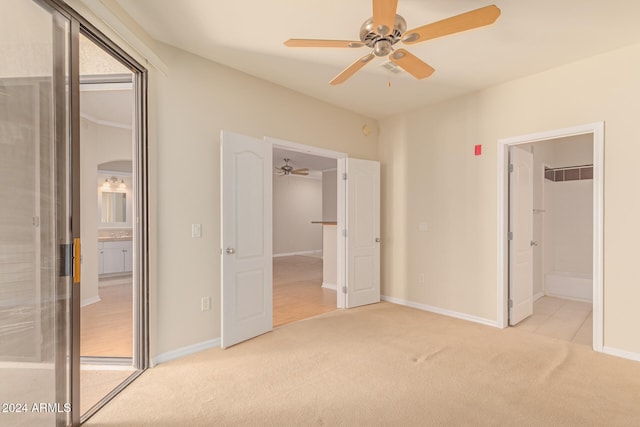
<box><xmin>0</xmin><ymin>1</ymin><xmax>75</xmax><ymax>425</ymax></box>
<box><xmin>1</xmin><ymin>1</ymin><xmax>147</xmax><ymax>425</ymax></box>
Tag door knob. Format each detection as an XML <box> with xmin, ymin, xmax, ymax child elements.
<box><xmin>375</xmin><ymin>238</ymin><xmax>381</xmax><ymax>243</ymax></box>
<box><xmin>530</xmin><ymin>240</ymin><xmax>539</xmax><ymax>247</ymax></box>
<box><xmin>226</xmin><ymin>247</ymin><xmax>235</xmax><ymax>254</ymax></box>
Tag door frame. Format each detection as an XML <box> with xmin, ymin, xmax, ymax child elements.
<box><xmin>39</xmin><ymin>0</ymin><xmax>150</xmax><ymax>424</ymax></box>
<box><xmin>497</xmin><ymin>122</ymin><xmax>604</xmax><ymax>352</ymax></box>
<box><xmin>264</xmin><ymin>137</ymin><xmax>349</xmax><ymax>307</ymax></box>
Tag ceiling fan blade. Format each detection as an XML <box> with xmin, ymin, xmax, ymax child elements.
<box><xmin>285</xmin><ymin>39</ymin><xmax>365</xmax><ymax>48</ymax></box>
<box><xmin>402</xmin><ymin>5</ymin><xmax>501</xmax><ymax>45</ymax></box>
<box><xmin>373</xmin><ymin>0</ymin><xmax>399</xmax><ymax>36</ymax></box>
<box><xmin>330</xmin><ymin>53</ymin><xmax>375</xmax><ymax>85</ymax></box>
<box><xmin>389</xmin><ymin>49</ymin><xmax>435</xmax><ymax>80</ymax></box>
<box><xmin>292</xmin><ymin>169</ymin><xmax>310</xmax><ymax>176</ymax></box>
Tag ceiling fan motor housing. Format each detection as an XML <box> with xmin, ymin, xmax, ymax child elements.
<box><xmin>360</xmin><ymin>14</ymin><xmax>407</xmax><ymax>56</ymax></box>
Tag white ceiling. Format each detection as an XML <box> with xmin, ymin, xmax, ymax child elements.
<box><xmin>80</xmin><ymin>87</ymin><xmax>133</xmax><ymax>128</ymax></box>
<box><xmin>114</xmin><ymin>0</ymin><xmax>640</xmax><ymax>119</ymax></box>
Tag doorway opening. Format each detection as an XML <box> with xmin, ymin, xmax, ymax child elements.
<box><xmin>498</xmin><ymin>123</ymin><xmax>604</xmax><ymax>352</ymax></box>
<box><xmin>77</xmin><ymin>28</ymin><xmax>148</xmax><ymax>422</ymax></box>
<box><xmin>271</xmin><ymin>142</ymin><xmax>341</xmax><ymax>326</ymax></box>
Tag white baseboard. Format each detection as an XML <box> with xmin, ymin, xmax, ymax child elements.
<box><xmin>273</xmin><ymin>250</ymin><xmax>322</xmax><ymax>258</ymax></box>
<box><xmin>381</xmin><ymin>295</ymin><xmax>499</xmax><ymax>328</ymax></box>
<box><xmin>81</xmin><ymin>295</ymin><xmax>101</xmax><ymax>307</ymax></box>
<box><xmin>322</xmin><ymin>282</ymin><xmax>337</xmax><ymax>290</ymax></box>
<box><xmin>603</xmin><ymin>346</ymin><xmax>640</xmax><ymax>362</ymax></box>
<box><xmin>151</xmin><ymin>338</ymin><xmax>220</xmax><ymax>367</ymax></box>
<box><xmin>534</xmin><ymin>292</ymin><xmax>545</xmax><ymax>302</ymax></box>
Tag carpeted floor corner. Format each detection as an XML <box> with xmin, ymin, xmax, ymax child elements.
<box><xmin>85</xmin><ymin>302</ymin><xmax>640</xmax><ymax>426</ymax></box>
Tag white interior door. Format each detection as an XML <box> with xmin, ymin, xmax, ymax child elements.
<box><xmin>509</xmin><ymin>146</ymin><xmax>534</xmax><ymax>325</ymax></box>
<box><xmin>342</xmin><ymin>158</ymin><xmax>380</xmax><ymax>308</ymax></box>
<box><xmin>221</xmin><ymin>131</ymin><xmax>272</xmax><ymax>348</ymax></box>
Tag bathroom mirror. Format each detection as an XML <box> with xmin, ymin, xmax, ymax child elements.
<box><xmin>101</xmin><ymin>192</ymin><xmax>126</xmax><ymax>223</ymax></box>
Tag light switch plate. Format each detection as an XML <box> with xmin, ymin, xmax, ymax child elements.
<box><xmin>192</xmin><ymin>223</ymin><xmax>202</xmax><ymax>238</ymax></box>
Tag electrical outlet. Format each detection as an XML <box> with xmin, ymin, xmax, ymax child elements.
<box><xmin>201</xmin><ymin>296</ymin><xmax>211</xmax><ymax>311</ymax></box>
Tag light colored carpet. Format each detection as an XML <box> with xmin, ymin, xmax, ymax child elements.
<box><xmin>85</xmin><ymin>302</ymin><xmax>640</xmax><ymax>426</ymax></box>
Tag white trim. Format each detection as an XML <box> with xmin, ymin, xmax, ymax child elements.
<box><xmin>265</xmin><ymin>136</ymin><xmax>347</xmax><ymax>160</ymax></box>
<box><xmin>533</xmin><ymin>292</ymin><xmax>545</xmax><ymax>302</ymax></box>
<box><xmin>497</xmin><ymin>122</ymin><xmax>605</xmax><ymax>351</ymax></box>
<box><xmin>80</xmin><ymin>82</ymin><xmax>132</xmax><ymax>92</ymax></box>
<box><xmin>381</xmin><ymin>295</ymin><xmax>499</xmax><ymax>328</ymax></box>
<box><xmin>151</xmin><ymin>338</ymin><xmax>220</xmax><ymax>367</ymax></box>
<box><xmin>322</xmin><ymin>282</ymin><xmax>337</xmax><ymax>290</ymax></box>
<box><xmin>81</xmin><ymin>295</ymin><xmax>101</xmax><ymax>307</ymax></box>
<box><xmin>81</xmin><ymin>112</ymin><xmax>132</xmax><ymax>130</ymax></box>
<box><xmin>80</xmin><ymin>364</ymin><xmax>134</xmax><ymax>371</ymax></box>
<box><xmin>602</xmin><ymin>346</ymin><xmax>640</xmax><ymax>362</ymax></box>
<box><xmin>273</xmin><ymin>250</ymin><xmax>322</xmax><ymax>258</ymax></box>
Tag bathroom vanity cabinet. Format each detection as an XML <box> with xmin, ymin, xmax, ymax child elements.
<box><xmin>98</xmin><ymin>240</ymin><xmax>133</xmax><ymax>275</ymax></box>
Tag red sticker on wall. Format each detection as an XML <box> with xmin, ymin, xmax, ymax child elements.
<box><xmin>474</xmin><ymin>144</ymin><xmax>482</xmax><ymax>156</ymax></box>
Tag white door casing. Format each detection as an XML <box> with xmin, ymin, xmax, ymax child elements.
<box><xmin>221</xmin><ymin>131</ymin><xmax>273</xmax><ymax>348</ymax></box>
<box><xmin>342</xmin><ymin>158</ymin><xmax>381</xmax><ymax>308</ymax></box>
<box><xmin>509</xmin><ymin>146</ymin><xmax>534</xmax><ymax>325</ymax></box>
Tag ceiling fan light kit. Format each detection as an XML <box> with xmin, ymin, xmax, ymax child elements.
<box><xmin>284</xmin><ymin>1</ymin><xmax>501</xmax><ymax>85</ymax></box>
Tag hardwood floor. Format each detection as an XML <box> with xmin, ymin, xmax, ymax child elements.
<box><xmin>273</xmin><ymin>255</ymin><xmax>337</xmax><ymax>327</ymax></box>
<box><xmin>81</xmin><ymin>277</ymin><xmax>132</xmax><ymax>358</ymax></box>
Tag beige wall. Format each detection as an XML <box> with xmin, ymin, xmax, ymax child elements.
<box><xmin>322</xmin><ymin>170</ymin><xmax>338</xmax><ymax>222</ymax></box>
<box><xmin>273</xmin><ymin>175</ymin><xmax>322</xmax><ymax>255</ymax></box>
<box><xmin>152</xmin><ymin>43</ymin><xmax>378</xmax><ymax>356</ymax></box>
<box><xmin>80</xmin><ymin>118</ymin><xmax>133</xmax><ymax>304</ymax></box>
<box><xmin>380</xmin><ymin>42</ymin><xmax>640</xmax><ymax>354</ymax></box>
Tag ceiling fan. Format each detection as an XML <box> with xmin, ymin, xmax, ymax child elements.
<box><xmin>275</xmin><ymin>158</ymin><xmax>309</xmax><ymax>176</ymax></box>
<box><xmin>284</xmin><ymin>1</ymin><xmax>501</xmax><ymax>85</ymax></box>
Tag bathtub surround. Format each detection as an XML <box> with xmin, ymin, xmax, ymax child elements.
<box><xmin>546</xmin><ymin>272</ymin><xmax>593</xmax><ymax>303</ymax></box>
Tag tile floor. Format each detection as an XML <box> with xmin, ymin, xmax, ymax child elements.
<box><xmin>514</xmin><ymin>296</ymin><xmax>593</xmax><ymax>346</ymax></box>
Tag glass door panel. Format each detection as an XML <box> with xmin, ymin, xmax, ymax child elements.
<box><xmin>0</xmin><ymin>1</ymin><xmax>73</xmax><ymax>426</ymax></box>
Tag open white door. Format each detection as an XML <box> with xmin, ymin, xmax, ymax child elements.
<box><xmin>509</xmin><ymin>146</ymin><xmax>534</xmax><ymax>325</ymax></box>
<box><xmin>342</xmin><ymin>158</ymin><xmax>380</xmax><ymax>308</ymax></box>
<box><xmin>221</xmin><ymin>131</ymin><xmax>272</xmax><ymax>348</ymax></box>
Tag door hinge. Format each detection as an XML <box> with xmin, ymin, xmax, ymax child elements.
<box><xmin>508</xmin><ymin>231</ymin><xmax>513</xmax><ymax>241</ymax></box>
<box><xmin>342</xmin><ymin>172</ymin><xmax>347</xmax><ymax>180</ymax></box>
<box><xmin>342</xmin><ymin>229</ymin><xmax>347</xmax><ymax>238</ymax></box>
<box><xmin>509</xmin><ymin>299</ymin><xmax>513</xmax><ymax>309</ymax></box>
<box><xmin>342</xmin><ymin>286</ymin><xmax>347</xmax><ymax>294</ymax></box>
<box><xmin>509</xmin><ymin>163</ymin><xmax>514</xmax><ymax>173</ymax></box>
